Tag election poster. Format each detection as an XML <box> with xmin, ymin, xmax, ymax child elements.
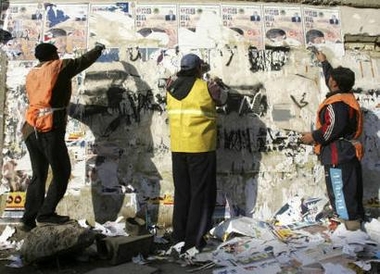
<box><xmin>2</xmin><ymin>3</ymin><xmax>44</xmax><ymax>60</ymax></box>
<box><xmin>303</xmin><ymin>7</ymin><xmax>344</xmax><ymax>56</ymax></box>
<box><xmin>43</xmin><ymin>3</ymin><xmax>89</xmax><ymax>58</ymax></box>
<box><xmin>89</xmin><ymin>2</ymin><xmax>135</xmax><ymax>52</ymax></box>
<box><xmin>220</xmin><ymin>4</ymin><xmax>264</xmax><ymax>49</ymax></box>
<box><xmin>135</xmin><ymin>3</ymin><xmax>178</xmax><ymax>48</ymax></box>
<box><xmin>178</xmin><ymin>4</ymin><xmax>220</xmax><ymax>49</ymax></box>
<box><xmin>263</xmin><ymin>5</ymin><xmax>304</xmax><ymax>48</ymax></box>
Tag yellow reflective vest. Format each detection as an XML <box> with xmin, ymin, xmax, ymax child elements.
<box><xmin>167</xmin><ymin>78</ymin><xmax>217</xmax><ymax>152</ymax></box>
<box><xmin>314</xmin><ymin>93</ymin><xmax>363</xmax><ymax>160</ymax></box>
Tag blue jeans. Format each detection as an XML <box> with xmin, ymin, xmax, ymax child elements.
<box><xmin>21</xmin><ymin>129</ymin><xmax>71</xmax><ymax>225</ymax></box>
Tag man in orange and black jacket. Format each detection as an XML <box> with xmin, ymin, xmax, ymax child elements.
<box><xmin>20</xmin><ymin>42</ymin><xmax>104</xmax><ymax>231</ymax></box>
<box><xmin>301</xmin><ymin>51</ymin><xmax>364</xmax><ymax>231</ymax></box>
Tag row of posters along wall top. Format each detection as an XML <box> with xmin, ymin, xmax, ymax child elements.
<box><xmin>1</xmin><ymin>2</ymin><xmax>343</xmax><ymax>60</ymax></box>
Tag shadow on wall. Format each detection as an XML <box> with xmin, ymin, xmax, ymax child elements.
<box><xmin>360</xmin><ymin>106</ymin><xmax>380</xmax><ymax>205</ymax></box>
<box><xmin>215</xmin><ymin>83</ymin><xmax>268</xmax><ymax>219</ymax></box>
<box><xmin>0</xmin><ymin>1</ymin><xmax>11</xmax><ymax>49</ymax></box>
<box><xmin>69</xmin><ymin>60</ymin><xmax>161</xmax><ymax>225</ymax></box>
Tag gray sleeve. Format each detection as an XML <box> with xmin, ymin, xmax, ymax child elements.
<box><xmin>208</xmin><ymin>81</ymin><xmax>228</xmax><ymax>106</ymax></box>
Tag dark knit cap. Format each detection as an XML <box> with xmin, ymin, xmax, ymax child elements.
<box><xmin>34</xmin><ymin>43</ymin><xmax>58</xmax><ymax>61</ymax></box>
<box><xmin>180</xmin><ymin>53</ymin><xmax>202</xmax><ymax>71</ymax></box>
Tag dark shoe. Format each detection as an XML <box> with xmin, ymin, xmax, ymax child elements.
<box><xmin>36</xmin><ymin>213</ymin><xmax>70</xmax><ymax>226</ymax></box>
<box><xmin>125</xmin><ymin>217</ymin><xmax>149</xmax><ymax>236</ymax></box>
<box><xmin>165</xmin><ymin>241</ymin><xmax>184</xmax><ymax>262</ymax></box>
<box><xmin>344</xmin><ymin>220</ymin><xmax>361</xmax><ymax>231</ymax></box>
<box><xmin>196</xmin><ymin>237</ymin><xmax>207</xmax><ymax>252</ymax></box>
<box><xmin>18</xmin><ymin>222</ymin><xmax>36</xmax><ymax>232</ymax></box>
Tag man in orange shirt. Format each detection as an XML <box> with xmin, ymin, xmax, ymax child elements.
<box><xmin>20</xmin><ymin>42</ymin><xmax>105</xmax><ymax>231</ymax></box>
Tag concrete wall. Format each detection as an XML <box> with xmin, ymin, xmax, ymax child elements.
<box><xmin>0</xmin><ymin>1</ymin><xmax>379</xmax><ymax>226</ymax></box>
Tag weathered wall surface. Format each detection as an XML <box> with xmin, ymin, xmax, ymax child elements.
<box><xmin>0</xmin><ymin>1</ymin><xmax>379</xmax><ymax>226</ymax></box>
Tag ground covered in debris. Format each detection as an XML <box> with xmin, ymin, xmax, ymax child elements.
<box><xmin>0</xmin><ymin>199</ymin><xmax>379</xmax><ymax>274</ymax></box>
<box><xmin>0</xmin><ymin>223</ymin><xmax>215</xmax><ymax>274</ymax></box>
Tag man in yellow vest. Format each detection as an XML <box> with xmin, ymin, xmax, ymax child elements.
<box><xmin>20</xmin><ymin>42</ymin><xmax>105</xmax><ymax>231</ymax></box>
<box><xmin>166</xmin><ymin>53</ymin><xmax>228</xmax><ymax>255</ymax></box>
<box><xmin>300</xmin><ymin>51</ymin><xmax>364</xmax><ymax>231</ymax></box>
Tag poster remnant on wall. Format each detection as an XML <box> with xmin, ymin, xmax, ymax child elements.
<box><xmin>43</xmin><ymin>3</ymin><xmax>89</xmax><ymax>58</ymax></box>
<box><xmin>2</xmin><ymin>3</ymin><xmax>44</xmax><ymax>60</ymax></box>
<box><xmin>303</xmin><ymin>7</ymin><xmax>343</xmax><ymax>56</ymax></box>
<box><xmin>220</xmin><ymin>4</ymin><xmax>264</xmax><ymax>49</ymax></box>
<box><xmin>135</xmin><ymin>3</ymin><xmax>177</xmax><ymax>48</ymax></box>
<box><xmin>89</xmin><ymin>2</ymin><xmax>134</xmax><ymax>62</ymax></box>
<box><xmin>178</xmin><ymin>4</ymin><xmax>220</xmax><ymax>49</ymax></box>
<box><xmin>263</xmin><ymin>5</ymin><xmax>304</xmax><ymax>48</ymax></box>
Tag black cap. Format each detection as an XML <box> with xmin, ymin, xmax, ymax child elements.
<box><xmin>34</xmin><ymin>43</ymin><xmax>58</xmax><ymax>61</ymax></box>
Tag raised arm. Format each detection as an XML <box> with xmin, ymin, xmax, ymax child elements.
<box><xmin>315</xmin><ymin>51</ymin><xmax>333</xmax><ymax>87</ymax></box>
<box><xmin>62</xmin><ymin>42</ymin><xmax>105</xmax><ymax>78</ymax></box>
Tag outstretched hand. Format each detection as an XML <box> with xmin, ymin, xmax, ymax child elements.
<box><xmin>300</xmin><ymin>132</ymin><xmax>314</xmax><ymax>145</ymax></box>
<box><xmin>95</xmin><ymin>42</ymin><xmax>106</xmax><ymax>50</ymax></box>
<box><xmin>315</xmin><ymin>51</ymin><xmax>326</xmax><ymax>62</ymax></box>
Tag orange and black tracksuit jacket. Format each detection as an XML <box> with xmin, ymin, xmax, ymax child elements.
<box><xmin>22</xmin><ymin>47</ymin><xmax>103</xmax><ymax>140</ymax></box>
<box><xmin>312</xmin><ymin>61</ymin><xmax>363</xmax><ymax>166</ymax></box>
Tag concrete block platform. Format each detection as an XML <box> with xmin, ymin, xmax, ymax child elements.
<box><xmin>96</xmin><ymin>234</ymin><xmax>154</xmax><ymax>265</ymax></box>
